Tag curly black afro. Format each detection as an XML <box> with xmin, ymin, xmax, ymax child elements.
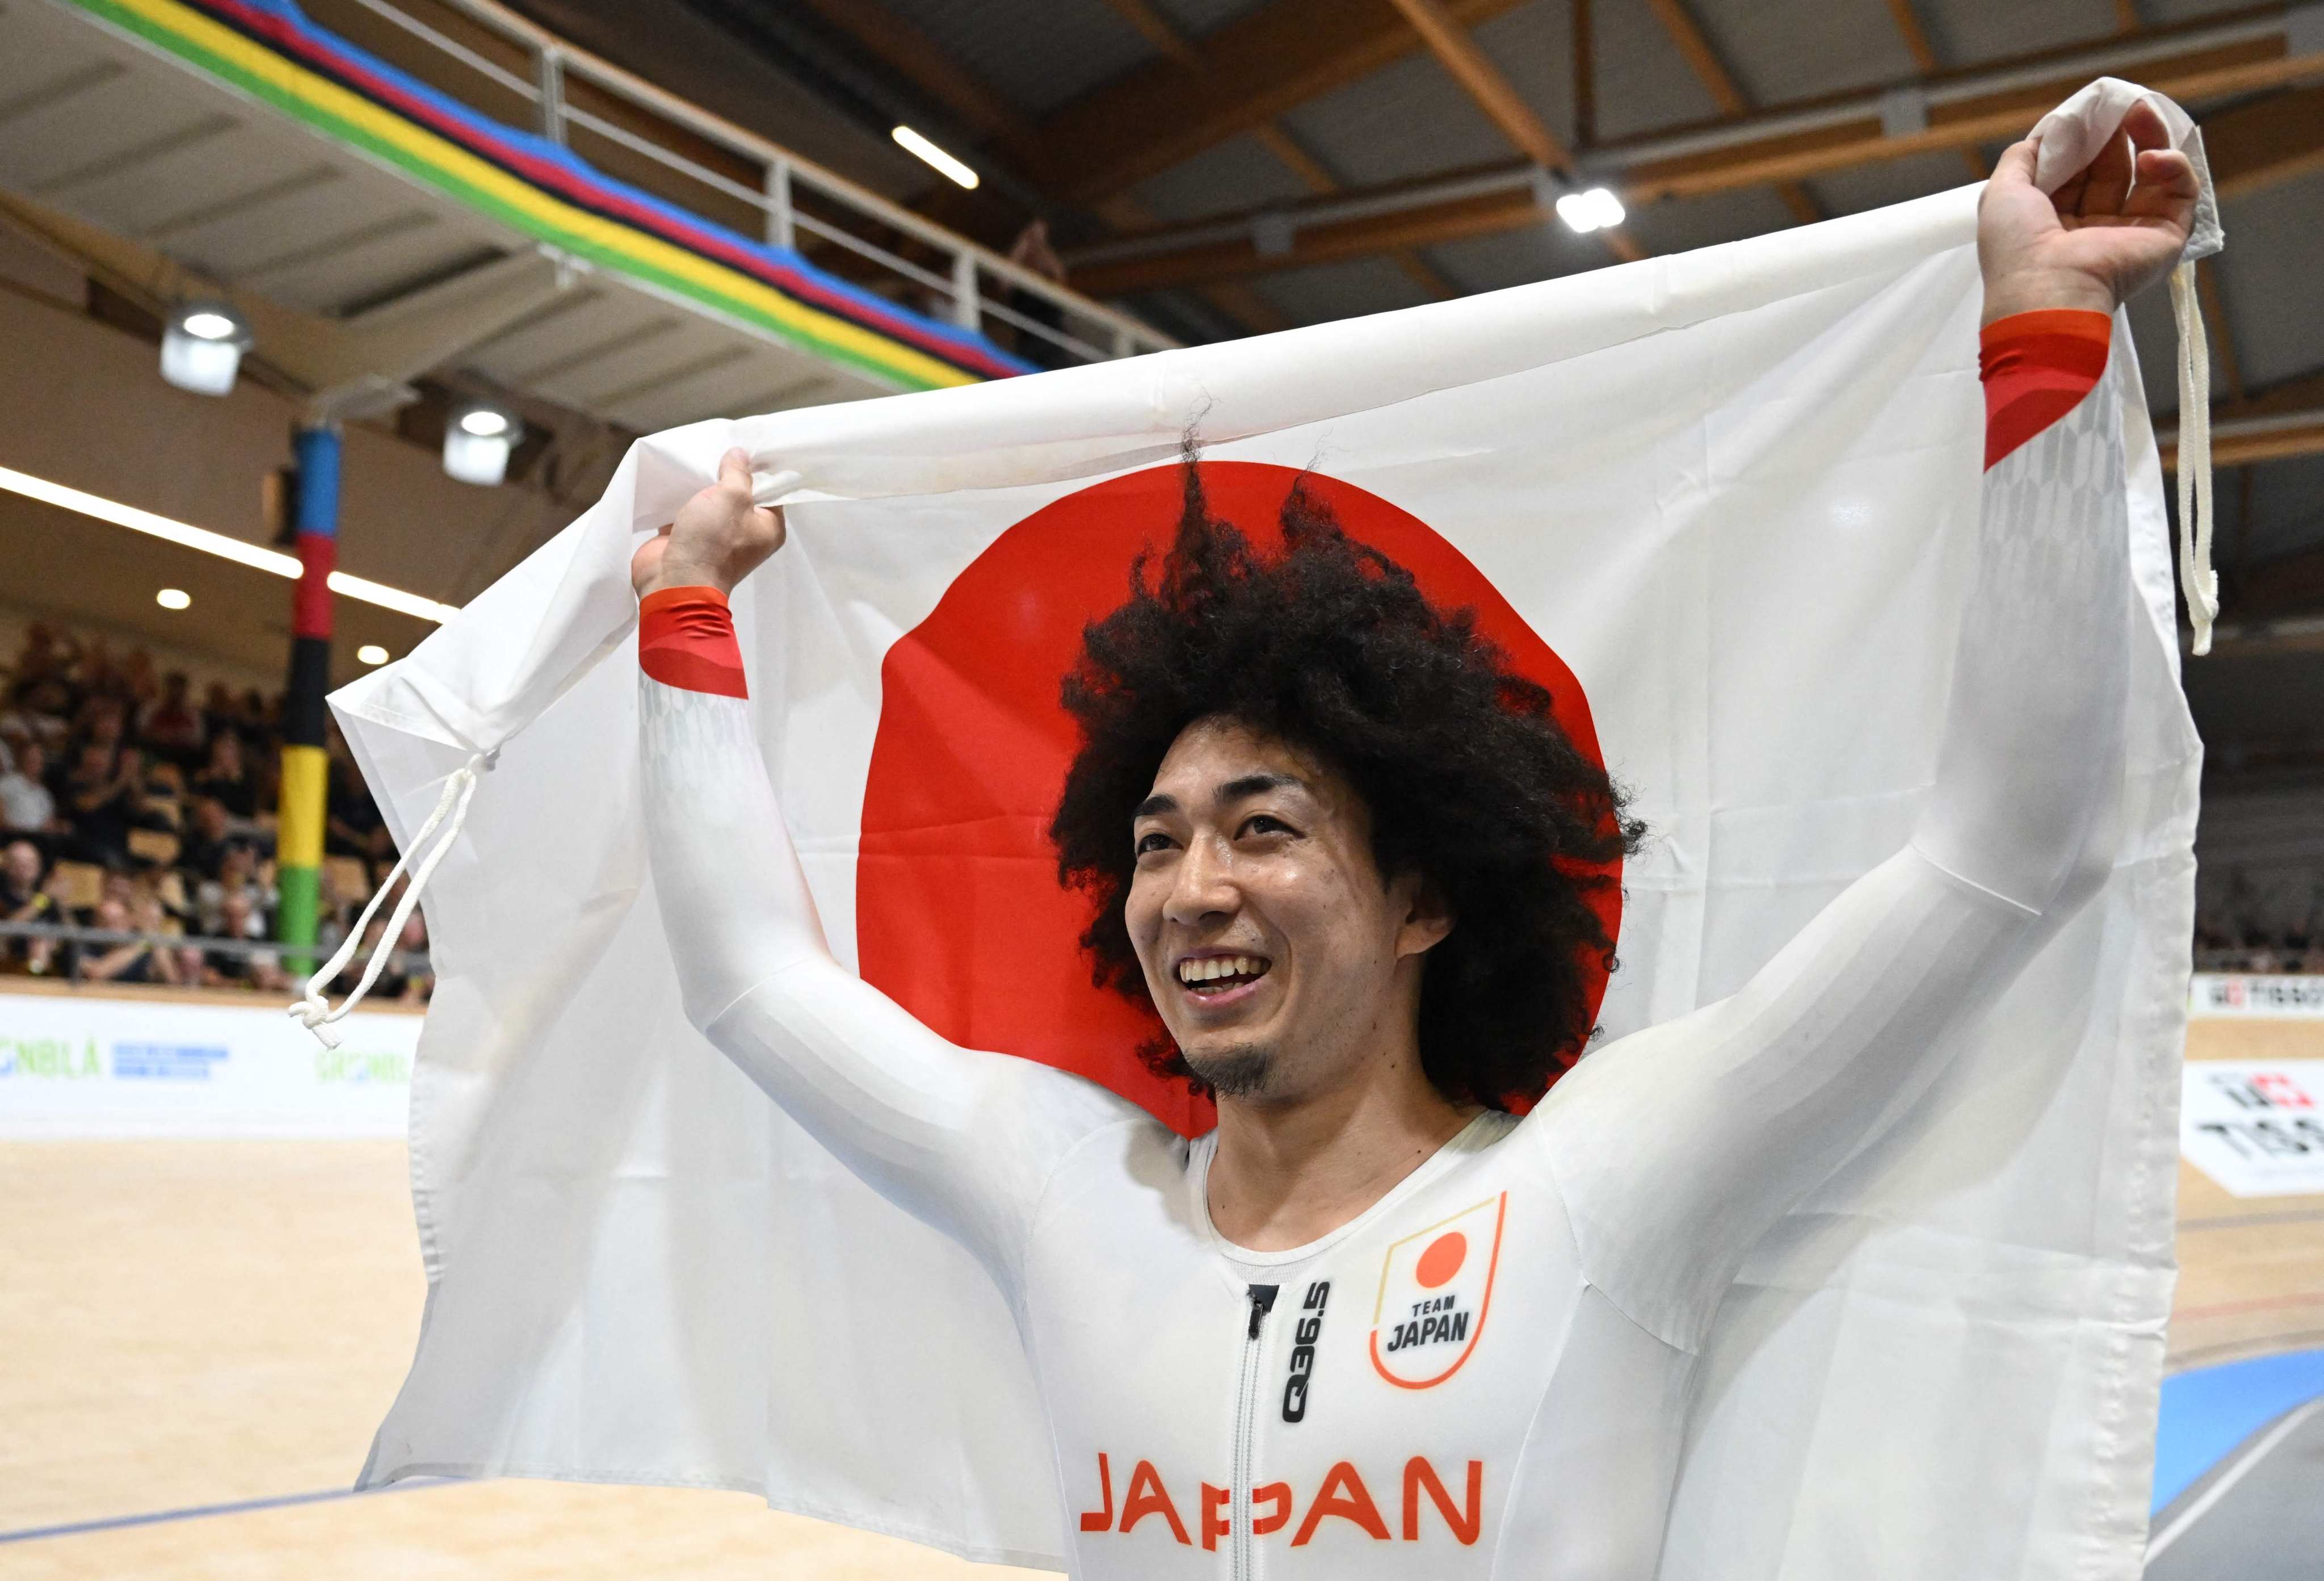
<box><xmin>1049</xmin><ymin>459</ymin><xmax>1645</xmax><ymax>1110</ymax></box>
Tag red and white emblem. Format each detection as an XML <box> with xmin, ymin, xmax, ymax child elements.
<box><xmin>1368</xmin><ymin>1194</ymin><xmax>1505</xmax><ymax>1389</ymax></box>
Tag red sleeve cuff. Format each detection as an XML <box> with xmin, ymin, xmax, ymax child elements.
<box><xmin>639</xmin><ymin>585</ymin><xmax>747</xmax><ymax>698</ymax></box>
<box><xmin>1980</xmin><ymin>308</ymin><xmax>2111</xmax><ymax>471</ymax></box>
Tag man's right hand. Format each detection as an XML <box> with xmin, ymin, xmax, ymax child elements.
<box><xmin>631</xmin><ymin>447</ymin><xmax>787</xmax><ymax>598</ymax></box>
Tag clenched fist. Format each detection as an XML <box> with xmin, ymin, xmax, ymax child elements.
<box><xmin>631</xmin><ymin>447</ymin><xmax>788</xmax><ymax>598</ymax></box>
<box><xmin>1977</xmin><ymin>98</ymin><xmax>2199</xmax><ymax>327</ymax></box>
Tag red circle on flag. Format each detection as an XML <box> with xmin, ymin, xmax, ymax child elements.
<box><xmin>855</xmin><ymin>462</ymin><xmax>1618</xmax><ymax>1137</ymax></box>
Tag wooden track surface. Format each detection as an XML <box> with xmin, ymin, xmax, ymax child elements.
<box><xmin>0</xmin><ymin>1139</ymin><xmax>1046</xmax><ymax>1578</ymax></box>
<box><xmin>2170</xmin><ymin>1018</ymin><xmax>2324</xmax><ymax>1371</ymax></box>
<box><xmin>2</xmin><ymin>1016</ymin><xmax>2316</xmax><ymax>1575</ymax></box>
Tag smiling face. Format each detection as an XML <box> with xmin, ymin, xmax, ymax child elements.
<box><xmin>1124</xmin><ymin>716</ymin><xmax>1451</xmax><ymax>1105</ymax></box>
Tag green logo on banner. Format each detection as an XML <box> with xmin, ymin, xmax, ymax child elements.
<box><xmin>314</xmin><ymin>1048</ymin><xmax>411</xmax><ymax>1085</ymax></box>
<box><xmin>0</xmin><ymin>1034</ymin><xmax>103</xmax><ymax>1078</ymax></box>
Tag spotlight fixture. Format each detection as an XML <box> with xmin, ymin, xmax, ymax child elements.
<box><xmin>1554</xmin><ymin>187</ymin><xmax>1627</xmax><ymax>234</ymax></box>
<box><xmin>156</xmin><ymin>588</ymin><xmax>191</xmax><ymax>610</ymax></box>
<box><xmin>159</xmin><ymin>300</ymin><xmax>252</xmax><ymax>397</ymax></box>
<box><xmin>443</xmin><ymin>400</ymin><xmax>522</xmax><ymax>487</ymax></box>
<box><xmin>357</xmin><ymin>644</ymin><xmax>389</xmax><ymax>666</ymax></box>
<box><xmin>892</xmin><ymin>125</ymin><xmax>979</xmax><ymax>190</ymax></box>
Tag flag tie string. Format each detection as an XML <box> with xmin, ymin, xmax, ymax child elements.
<box><xmin>2167</xmin><ymin>258</ymin><xmax>2217</xmax><ymax>656</ymax></box>
<box><xmin>287</xmin><ymin>748</ymin><xmax>494</xmax><ymax>1046</ymax></box>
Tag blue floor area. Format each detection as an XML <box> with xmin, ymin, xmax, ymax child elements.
<box><xmin>2151</xmin><ymin>1346</ymin><xmax>2324</xmax><ymax>1511</ymax></box>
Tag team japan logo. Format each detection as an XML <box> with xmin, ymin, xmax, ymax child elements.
<box><xmin>1368</xmin><ymin>1194</ymin><xmax>1505</xmax><ymax>1389</ymax></box>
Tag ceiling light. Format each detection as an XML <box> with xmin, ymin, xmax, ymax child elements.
<box><xmin>357</xmin><ymin>644</ymin><xmax>389</xmax><ymax>666</ymax></box>
<box><xmin>0</xmin><ymin>465</ymin><xmax>458</xmax><ymax>624</ymax></box>
<box><xmin>156</xmin><ymin>588</ymin><xmax>191</xmax><ymax>610</ymax></box>
<box><xmin>1554</xmin><ymin>187</ymin><xmax>1626</xmax><ymax>234</ymax></box>
<box><xmin>892</xmin><ymin>125</ymin><xmax>978</xmax><ymax>190</ymax></box>
<box><xmin>159</xmin><ymin>300</ymin><xmax>252</xmax><ymax>397</ymax></box>
<box><xmin>444</xmin><ymin>401</ymin><xmax>522</xmax><ymax>487</ymax></box>
<box><xmin>329</xmin><ymin>571</ymin><xmax>457</xmax><ymax>623</ymax></box>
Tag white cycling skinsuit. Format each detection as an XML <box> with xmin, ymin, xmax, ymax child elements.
<box><xmin>636</xmin><ymin>309</ymin><xmax>2132</xmax><ymax>1579</ymax></box>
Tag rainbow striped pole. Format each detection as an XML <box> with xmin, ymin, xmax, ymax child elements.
<box><xmin>276</xmin><ymin>422</ymin><xmax>339</xmax><ymax>966</ymax></box>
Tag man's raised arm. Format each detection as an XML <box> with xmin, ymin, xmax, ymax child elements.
<box><xmin>633</xmin><ymin>457</ymin><xmax>1140</xmax><ymax>1293</ymax></box>
<box><xmin>1536</xmin><ymin>106</ymin><xmax>2200</xmax><ymax>1352</ymax></box>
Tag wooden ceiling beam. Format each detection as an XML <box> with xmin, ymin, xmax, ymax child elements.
<box><xmin>1384</xmin><ymin>0</ymin><xmax>1645</xmax><ymax>261</ymax></box>
<box><xmin>1027</xmin><ymin>0</ymin><xmax>1531</xmax><ymax>206</ymax></box>
<box><xmin>1620</xmin><ymin>37</ymin><xmax>2308</xmax><ymax>202</ymax></box>
<box><xmin>1639</xmin><ymin>0</ymin><xmax>1822</xmax><ymax>224</ymax></box>
<box><xmin>1247</xmin><ymin>123</ymin><xmax>1460</xmax><ymax>298</ymax></box>
<box><xmin>2161</xmin><ymin>368</ymin><xmax>2324</xmax><ymax>472</ymax></box>
<box><xmin>2196</xmin><ymin>257</ymin><xmax>2245</xmax><ymax>404</ymax></box>
<box><xmin>1098</xmin><ymin>0</ymin><xmax>1463</xmax><ymax>307</ymax></box>
<box><xmin>789</xmin><ymin>0</ymin><xmax>1284</xmax><ymax>334</ymax></box>
<box><xmin>1071</xmin><ymin>14</ymin><xmax>2324</xmax><ymax>295</ymax></box>
<box><xmin>790</xmin><ymin>0</ymin><xmax>1028</xmax><ymax>156</ymax></box>
<box><xmin>2211</xmin><ymin>541</ymin><xmax>2324</xmax><ymax>625</ymax></box>
<box><xmin>2204</xmin><ymin>81</ymin><xmax>2324</xmax><ymax>198</ymax></box>
<box><xmin>1092</xmin><ymin>0</ymin><xmax>1203</xmax><ymax>68</ymax></box>
<box><xmin>1880</xmin><ymin>0</ymin><xmax>1990</xmax><ymax>179</ymax></box>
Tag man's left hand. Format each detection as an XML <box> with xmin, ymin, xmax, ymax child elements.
<box><xmin>1977</xmin><ymin>98</ymin><xmax>2199</xmax><ymax>326</ymax></box>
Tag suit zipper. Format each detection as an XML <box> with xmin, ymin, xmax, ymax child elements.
<box><xmin>1233</xmin><ymin>1284</ymin><xmax>1278</xmax><ymax>1581</ymax></box>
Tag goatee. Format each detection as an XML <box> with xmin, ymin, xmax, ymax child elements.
<box><xmin>1186</xmin><ymin>1042</ymin><xmax>1272</xmax><ymax>1099</ymax></box>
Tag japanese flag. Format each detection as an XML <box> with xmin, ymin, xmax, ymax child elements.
<box><xmin>339</xmin><ymin>149</ymin><xmax>2197</xmax><ymax>1578</ymax></box>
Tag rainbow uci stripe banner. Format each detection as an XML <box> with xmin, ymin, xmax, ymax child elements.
<box><xmin>67</xmin><ymin>0</ymin><xmax>1039</xmax><ymax>391</ymax></box>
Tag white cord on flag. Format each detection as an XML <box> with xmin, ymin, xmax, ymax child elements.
<box><xmin>287</xmin><ymin>748</ymin><xmax>495</xmax><ymax>1047</ymax></box>
<box><xmin>2168</xmin><ymin>259</ymin><xmax>2218</xmax><ymax>656</ymax></box>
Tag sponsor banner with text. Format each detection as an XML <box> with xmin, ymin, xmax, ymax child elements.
<box><xmin>2190</xmin><ymin>974</ymin><xmax>2324</xmax><ymax>1019</ymax></box>
<box><xmin>0</xmin><ymin>990</ymin><xmax>417</xmax><ymax>1137</ymax></box>
<box><xmin>2180</xmin><ymin>1060</ymin><xmax>2324</xmax><ymax>1198</ymax></box>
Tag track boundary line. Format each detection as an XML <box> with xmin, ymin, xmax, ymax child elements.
<box><xmin>2176</xmin><ymin>1207</ymin><xmax>2324</xmax><ymax>1234</ymax></box>
<box><xmin>2146</xmin><ymin>1395</ymin><xmax>2324</xmax><ymax>1561</ymax></box>
<box><xmin>0</xmin><ymin>1478</ymin><xmax>447</xmax><ymax>1546</ymax></box>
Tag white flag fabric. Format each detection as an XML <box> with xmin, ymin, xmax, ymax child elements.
<box><xmin>342</xmin><ymin>91</ymin><xmax>2203</xmax><ymax>1579</ymax></box>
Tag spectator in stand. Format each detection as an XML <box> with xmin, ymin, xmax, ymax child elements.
<box><xmin>192</xmin><ymin>729</ymin><xmax>257</xmax><ymax>820</ymax></box>
<box><xmin>140</xmin><ymin>670</ymin><xmax>207</xmax><ymax>767</ymax></box>
<box><xmin>72</xmin><ymin>695</ymin><xmax>127</xmax><ymax>766</ymax></box>
<box><xmin>141</xmin><ymin>755</ymin><xmax>186</xmax><ymax>815</ymax></box>
<box><xmin>326</xmin><ymin>751</ymin><xmax>392</xmax><ymax>861</ymax></box>
<box><xmin>61</xmin><ymin>741</ymin><xmax>142</xmax><ymax>867</ymax></box>
<box><xmin>1005</xmin><ymin>218</ymin><xmax>1070</xmax><ymax>370</ymax></box>
<box><xmin>199</xmin><ymin>681</ymin><xmax>236</xmax><ymax>743</ymax></box>
<box><xmin>201</xmin><ymin>890</ymin><xmax>284</xmax><ymax>991</ymax></box>
<box><xmin>328</xmin><ymin>908</ymin><xmax>431</xmax><ymax>1005</ymax></box>
<box><xmin>119</xmin><ymin>647</ymin><xmax>159</xmax><ymax>714</ymax></box>
<box><xmin>0</xmin><ymin>742</ymin><xmax>60</xmax><ymax>836</ymax></box>
<box><xmin>313</xmin><ymin>857</ymin><xmax>367</xmax><ymax>961</ymax></box>
<box><xmin>2</xmin><ymin>679</ymin><xmax>74</xmax><ymax>748</ymax></box>
<box><xmin>74</xmin><ymin>894</ymin><xmax>172</xmax><ymax>985</ymax></box>
<box><xmin>2</xmin><ymin>837</ymin><xmax>61</xmax><ymax>975</ymax></box>
<box><xmin>1</xmin><ymin>837</ymin><xmax>43</xmax><ymax>913</ymax></box>
<box><xmin>333</xmin><ymin>912</ymin><xmax>401</xmax><ymax>1000</ymax></box>
<box><xmin>195</xmin><ymin>841</ymin><xmax>271</xmax><ymax>939</ymax></box>
<box><xmin>9</xmin><ymin>623</ymin><xmax>79</xmax><ymax>699</ymax></box>
<box><xmin>179</xmin><ymin>796</ymin><xmax>233</xmax><ymax>882</ymax></box>
<box><xmin>394</xmin><ymin>910</ymin><xmax>434</xmax><ymax>1004</ymax></box>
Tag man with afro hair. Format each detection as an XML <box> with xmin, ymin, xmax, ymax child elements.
<box><xmin>629</xmin><ymin>115</ymin><xmax>2195</xmax><ymax>1578</ymax></box>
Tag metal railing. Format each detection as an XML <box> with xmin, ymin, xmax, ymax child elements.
<box><xmin>335</xmin><ymin>0</ymin><xmax>1176</xmax><ymax>370</ymax></box>
<box><xmin>0</xmin><ymin>918</ymin><xmax>429</xmax><ymax>991</ymax></box>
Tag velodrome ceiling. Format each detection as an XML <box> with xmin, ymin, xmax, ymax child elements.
<box><xmin>491</xmin><ymin>0</ymin><xmax>2324</xmax><ymax>779</ymax></box>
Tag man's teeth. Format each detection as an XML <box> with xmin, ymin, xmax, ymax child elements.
<box><xmin>1178</xmin><ymin>954</ymin><xmax>1269</xmax><ymax>985</ymax></box>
